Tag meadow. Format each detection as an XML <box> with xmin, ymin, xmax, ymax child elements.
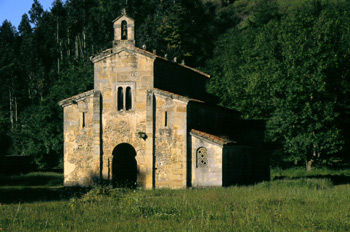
<box><xmin>0</xmin><ymin>169</ymin><xmax>350</xmax><ymax>231</ymax></box>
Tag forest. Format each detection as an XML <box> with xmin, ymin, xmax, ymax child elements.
<box><xmin>0</xmin><ymin>0</ymin><xmax>349</xmax><ymax>170</ymax></box>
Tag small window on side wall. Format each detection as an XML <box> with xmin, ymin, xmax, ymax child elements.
<box><xmin>196</xmin><ymin>147</ymin><xmax>208</xmax><ymax>168</ymax></box>
<box><xmin>164</xmin><ymin>111</ymin><xmax>168</xmax><ymax>127</ymax></box>
<box><xmin>82</xmin><ymin>112</ymin><xmax>86</xmax><ymax>128</ymax></box>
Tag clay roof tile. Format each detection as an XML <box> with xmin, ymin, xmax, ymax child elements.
<box><xmin>190</xmin><ymin>129</ymin><xmax>237</xmax><ymax>146</ymax></box>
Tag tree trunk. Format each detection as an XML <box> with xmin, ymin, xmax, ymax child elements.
<box><xmin>83</xmin><ymin>30</ymin><xmax>86</xmax><ymax>50</ymax></box>
<box><xmin>80</xmin><ymin>33</ymin><xmax>84</xmax><ymax>59</ymax></box>
<box><xmin>57</xmin><ymin>19</ymin><xmax>60</xmax><ymax>74</ymax></box>
<box><xmin>306</xmin><ymin>144</ymin><xmax>320</xmax><ymax>171</ymax></box>
<box><xmin>15</xmin><ymin>96</ymin><xmax>17</xmax><ymax>124</ymax></box>
<box><xmin>75</xmin><ymin>35</ymin><xmax>79</xmax><ymax>58</ymax></box>
<box><xmin>67</xmin><ymin>30</ymin><xmax>71</xmax><ymax>56</ymax></box>
<box><xmin>9</xmin><ymin>90</ymin><xmax>13</xmax><ymax>129</ymax></box>
<box><xmin>306</xmin><ymin>159</ymin><xmax>314</xmax><ymax>171</ymax></box>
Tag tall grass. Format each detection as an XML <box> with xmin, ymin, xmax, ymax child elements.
<box><xmin>1</xmin><ymin>178</ymin><xmax>349</xmax><ymax>231</ymax></box>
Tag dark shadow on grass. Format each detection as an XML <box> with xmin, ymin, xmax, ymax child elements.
<box><xmin>0</xmin><ymin>172</ymin><xmax>64</xmax><ymax>187</ymax></box>
<box><xmin>0</xmin><ymin>176</ymin><xmax>63</xmax><ymax>187</ymax></box>
<box><xmin>0</xmin><ymin>187</ymin><xmax>91</xmax><ymax>204</ymax></box>
<box><xmin>273</xmin><ymin>174</ymin><xmax>350</xmax><ymax>185</ymax></box>
<box><xmin>0</xmin><ymin>173</ymin><xmax>95</xmax><ymax>204</ymax></box>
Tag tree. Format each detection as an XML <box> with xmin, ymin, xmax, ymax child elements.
<box><xmin>207</xmin><ymin>1</ymin><xmax>350</xmax><ymax>169</ymax></box>
<box><xmin>0</xmin><ymin>21</ymin><xmax>19</xmax><ymax>131</ymax></box>
<box><xmin>51</xmin><ymin>0</ymin><xmax>67</xmax><ymax>74</ymax></box>
<box><xmin>29</xmin><ymin>0</ymin><xmax>44</xmax><ymax>25</ymax></box>
<box><xmin>0</xmin><ymin>21</ymin><xmax>18</xmax><ymax>156</ymax></box>
<box><xmin>18</xmin><ymin>14</ymin><xmax>35</xmax><ymax>102</ymax></box>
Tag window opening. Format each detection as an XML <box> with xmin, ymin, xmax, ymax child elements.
<box><xmin>196</xmin><ymin>147</ymin><xmax>208</xmax><ymax>168</ymax></box>
<box><xmin>126</xmin><ymin>86</ymin><xmax>132</xmax><ymax>110</ymax></box>
<box><xmin>117</xmin><ymin>87</ymin><xmax>124</xmax><ymax>111</ymax></box>
<box><xmin>164</xmin><ymin>111</ymin><xmax>168</xmax><ymax>127</ymax></box>
<box><xmin>121</xmin><ymin>21</ymin><xmax>128</xmax><ymax>40</ymax></box>
<box><xmin>82</xmin><ymin>112</ymin><xmax>85</xmax><ymax>128</ymax></box>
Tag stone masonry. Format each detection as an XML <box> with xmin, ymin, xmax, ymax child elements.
<box><xmin>59</xmin><ymin>11</ymin><xmax>269</xmax><ymax>189</ymax></box>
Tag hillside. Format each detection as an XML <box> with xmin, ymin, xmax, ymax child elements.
<box><xmin>0</xmin><ymin>0</ymin><xmax>349</xmax><ymax>170</ymax></box>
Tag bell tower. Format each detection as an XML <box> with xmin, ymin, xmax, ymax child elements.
<box><xmin>113</xmin><ymin>9</ymin><xmax>135</xmax><ymax>49</ymax></box>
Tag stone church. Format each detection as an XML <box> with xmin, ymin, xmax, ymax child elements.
<box><xmin>59</xmin><ymin>12</ymin><xmax>269</xmax><ymax>189</ymax></box>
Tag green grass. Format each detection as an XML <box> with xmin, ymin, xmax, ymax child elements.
<box><xmin>271</xmin><ymin>167</ymin><xmax>350</xmax><ymax>185</ymax></box>
<box><xmin>272</xmin><ymin>167</ymin><xmax>350</xmax><ymax>178</ymax></box>
<box><xmin>0</xmin><ymin>172</ymin><xmax>63</xmax><ymax>188</ymax></box>
<box><xmin>0</xmin><ymin>170</ymin><xmax>350</xmax><ymax>231</ymax></box>
<box><xmin>0</xmin><ymin>172</ymin><xmax>84</xmax><ymax>204</ymax></box>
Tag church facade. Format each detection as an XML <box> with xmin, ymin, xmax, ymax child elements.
<box><xmin>59</xmin><ymin>12</ymin><xmax>269</xmax><ymax>189</ymax></box>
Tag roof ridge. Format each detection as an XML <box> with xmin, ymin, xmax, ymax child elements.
<box><xmin>134</xmin><ymin>47</ymin><xmax>210</xmax><ymax>78</ymax></box>
<box><xmin>153</xmin><ymin>88</ymin><xmax>205</xmax><ymax>103</ymax></box>
<box><xmin>59</xmin><ymin>89</ymin><xmax>94</xmax><ymax>107</ymax></box>
<box><xmin>190</xmin><ymin>129</ymin><xmax>237</xmax><ymax>146</ymax></box>
<box><xmin>90</xmin><ymin>46</ymin><xmax>210</xmax><ymax>78</ymax></box>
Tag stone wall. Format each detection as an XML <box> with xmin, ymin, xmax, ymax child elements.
<box><xmin>187</xmin><ymin>102</ymin><xmax>268</xmax><ymax>185</ymax></box>
<box><xmin>154</xmin><ymin>94</ymin><xmax>187</xmax><ymax>188</ymax></box>
<box><xmin>93</xmin><ymin>49</ymin><xmax>155</xmax><ymax>188</ymax></box>
<box><xmin>63</xmin><ymin>93</ymin><xmax>97</xmax><ymax>186</ymax></box>
<box><xmin>190</xmin><ymin>134</ymin><xmax>223</xmax><ymax>187</ymax></box>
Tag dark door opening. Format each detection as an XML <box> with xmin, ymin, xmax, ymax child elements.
<box><xmin>112</xmin><ymin>143</ymin><xmax>137</xmax><ymax>188</ymax></box>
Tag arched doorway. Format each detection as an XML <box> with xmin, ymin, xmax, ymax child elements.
<box><xmin>112</xmin><ymin>143</ymin><xmax>137</xmax><ymax>188</ymax></box>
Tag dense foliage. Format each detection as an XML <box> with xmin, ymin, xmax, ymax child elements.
<box><xmin>207</xmin><ymin>0</ymin><xmax>350</xmax><ymax>169</ymax></box>
<box><xmin>0</xmin><ymin>0</ymin><xmax>349</xmax><ymax>169</ymax></box>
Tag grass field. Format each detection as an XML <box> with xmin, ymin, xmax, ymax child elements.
<box><xmin>0</xmin><ymin>169</ymin><xmax>350</xmax><ymax>231</ymax></box>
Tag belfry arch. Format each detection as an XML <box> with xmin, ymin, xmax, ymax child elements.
<box><xmin>112</xmin><ymin>143</ymin><xmax>137</xmax><ymax>187</ymax></box>
<box><xmin>121</xmin><ymin>20</ymin><xmax>128</xmax><ymax>40</ymax></box>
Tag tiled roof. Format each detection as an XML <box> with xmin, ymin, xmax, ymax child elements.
<box><xmin>135</xmin><ymin>47</ymin><xmax>210</xmax><ymax>78</ymax></box>
<box><xmin>153</xmin><ymin>88</ymin><xmax>205</xmax><ymax>103</ymax></box>
<box><xmin>90</xmin><ymin>46</ymin><xmax>210</xmax><ymax>78</ymax></box>
<box><xmin>112</xmin><ymin>13</ymin><xmax>133</xmax><ymax>23</ymax></box>
<box><xmin>190</xmin><ymin>129</ymin><xmax>237</xmax><ymax>146</ymax></box>
<box><xmin>58</xmin><ymin>90</ymin><xmax>94</xmax><ymax>107</ymax></box>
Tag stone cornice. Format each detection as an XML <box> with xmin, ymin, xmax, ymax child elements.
<box><xmin>89</xmin><ymin>46</ymin><xmax>210</xmax><ymax>78</ymax></box>
<box><xmin>58</xmin><ymin>90</ymin><xmax>94</xmax><ymax>107</ymax></box>
<box><xmin>153</xmin><ymin>88</ymin><xmax>205</xmax><ymax>104</ymax></box>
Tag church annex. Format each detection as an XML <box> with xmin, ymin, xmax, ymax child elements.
<box><xmin>59</xmin><ymin>12</ymin><xmax>269</xmax><ymax>189</ymax></box>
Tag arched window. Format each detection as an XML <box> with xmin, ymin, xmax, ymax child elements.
<box><xmin>117</xmin><ymin>87</ymin><xmax>124</xmax><ymax>111</ymax></box>
<box><xmin>196</xmin><ymin>147</ymin><xmax>208</xmax><ymax>168</ymax></box>
<box><xmin>125</xmin><ymin>86</ymin><xmax>132</xmax><ymax>110</ymax></box>
<box><xmin>121</xmin><ymin>21</ymin><xmax>128</xmax><ymax>40</ymax></box>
